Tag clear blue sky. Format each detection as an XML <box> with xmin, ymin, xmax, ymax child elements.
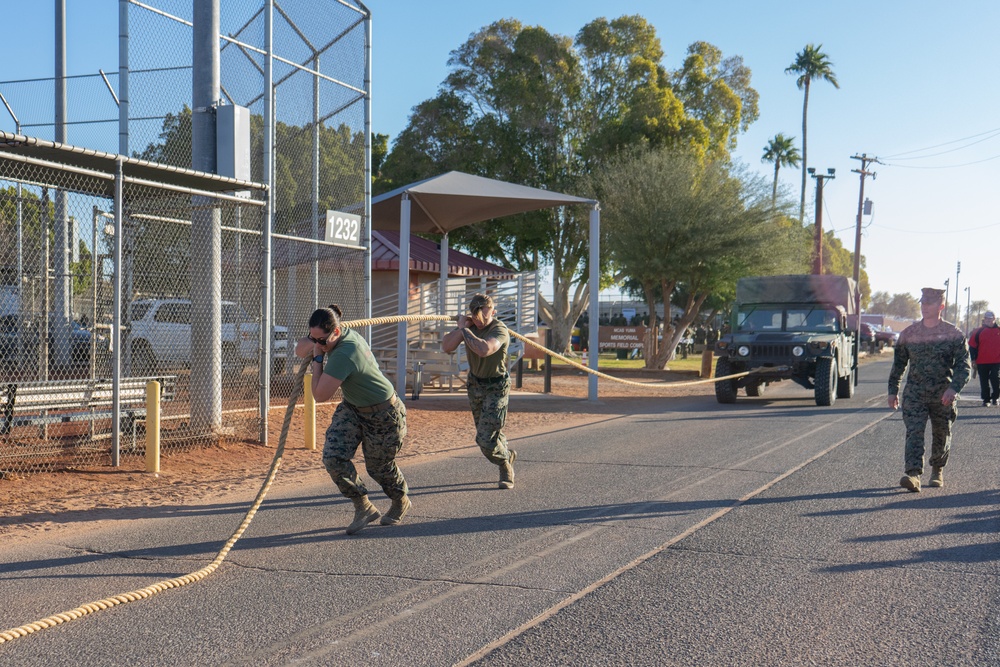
<box><xmin>2</xmin><ymin>0</ymin><xmax>998</xmax><ymax>324</ymax></box>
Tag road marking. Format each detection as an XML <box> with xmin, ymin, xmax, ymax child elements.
<box><xmin>455</xmin><ymin>399</ymin><xmax>894</xmax><ymax>666</ymax></box>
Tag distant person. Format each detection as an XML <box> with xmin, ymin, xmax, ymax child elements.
<box><xmin>295</xmin><ymin>305</ymin><xmax>411</xmax><ymax>534</ymax></box>
<box><xmin>968</xmin><ymin>310</ymin><xmax>1000</xmax><ymax>407</ymax></box>
<box><xmin>887</xmin><ymin>288</ymin><xmax>971</xmax><ymax>492</ymax></box>
<box><xmin>442</xmin><ymin>293</ymin><xmax>517</xmax><ymax>489</ymax></box>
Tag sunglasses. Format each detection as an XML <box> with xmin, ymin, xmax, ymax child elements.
<box><xmin>308</xmin><ymin>335</ymin><xmax>329</xmax><ymax>345</ymax></box>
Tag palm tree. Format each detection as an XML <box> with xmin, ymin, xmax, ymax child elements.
<box><xmin>761</xmin><ymin>133</ymin><xmax>800</xmax><ymax>204</ymax></box>
<box><xmin>785</xmin><ymin>44</ymin><xmax>839</xmax><ymax>223</ymax></box>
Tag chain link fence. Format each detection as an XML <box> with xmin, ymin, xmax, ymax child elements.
<box><xmin>126</xmin><ymin>0</ymin><xmax>370</xmax><ymax>348</ymax></box>
<box><xmin>0</xmin><ymin>1</ymin><xmax>371</xmax><ymax>476</ymax></box>
<box><xmin>0</xmin><ymin>135</ymin><xmax>269</xmax><ymax>475</ymax></box>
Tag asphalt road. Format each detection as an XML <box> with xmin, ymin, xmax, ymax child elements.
<box><xmin>2</xmin><ymin>358</ymin><xmax>998</xmax><ymax>666</ymax></box>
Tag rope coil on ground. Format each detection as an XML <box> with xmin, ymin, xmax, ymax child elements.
<box><xmin>1</xmin><ymin>312</ymin><xmax>747</xmax><ymax>645</ymax></box>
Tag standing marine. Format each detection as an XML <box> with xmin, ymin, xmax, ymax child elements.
<box><xmin>887</xmin><ymin>287</ymin><xmax>971</xmax><ymax>492</ymax></box>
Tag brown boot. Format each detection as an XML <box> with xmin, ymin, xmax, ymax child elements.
<box><xmin>929</xmin><ymin>466</ymin><xmax>944</xmax><ymax>487</ymax></box>
<box><xmin>346</xmin><ymin>495</ymin><xmax>381</xmax><ymax>535</ymax></box>
<box><xmin>380</xmin><ymin>495</ymin><xmax>411</xmax><ymax>526</ymax></box>
<box><xmin>498</xmin><ymin>450</ymin><xmax>517</xmax><ymax>489</ymax></box>
<box><xmin>900</xmin><ymin>474</ymin><xmax>921</xmax><ymax>493</ymax></box>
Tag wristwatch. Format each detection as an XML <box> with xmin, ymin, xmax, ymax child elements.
<box><xmin>313</xmin><ymin>354</ymin><xmax>324</xmax><ymax>364</ymax></box>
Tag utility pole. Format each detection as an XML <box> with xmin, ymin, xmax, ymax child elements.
<box><xmin>809</xmin><ymin>167</ymin><xmax>836</xmax><ymax>274</ymax></box>
<box><xmin>850</xmin><ymin>154</ymin><xmax>879</xmax><ymax>287</ymax></box>
<box><xmin>944</xmin><ymin>278</ymin><xmax>949</xmax><ymax>317</ymax></box>
<box><xmin>849</xmin><ymin>154</ymin><xmax>876</xmax><ymax>372</ymax></box>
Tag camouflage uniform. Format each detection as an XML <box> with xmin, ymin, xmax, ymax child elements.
<box><xmin>464</xmin><ymin>318</ymin><xmax>514</xmax><ymax>465</ymax></box>
<box><xmin>468</xmin><ymin>373</ymin><xmax>512</xmax><ymax>464</ymax></box>
<box><xmin>319</xmin><ymin>328</ymin><xmax>408</xmax><ymax>501</ymax></box>
<box><xmin>322</xmin><ymin>398</ymin><xmax>408</xmax><ymax>501</ymax></box>
<box><xmin>888</xmin><ymin>320</ymin><xmax>971</xmax><ymax>476</ymax></box>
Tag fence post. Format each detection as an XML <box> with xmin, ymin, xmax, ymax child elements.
<box><xmin>304</xmin><ymin>371</ymin><xmax>316</xmax><ymax>450</ymax></box>
<box><xmin>145</xmin><ymin>380</ymin><xmax>160</xmax><ymax>473</ymax></box>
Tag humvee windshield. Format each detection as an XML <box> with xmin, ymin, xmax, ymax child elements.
<box><xmin>737</xmin><ymin>306</ymin><xmax>841</xmax><ymax>333</ymax></box>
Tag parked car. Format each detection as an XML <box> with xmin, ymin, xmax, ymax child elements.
<box><xmin>126</xmin><ymin>298</ymin><xmax>288</xmax><ymax>375</ymax></box>
<box><xmin>857</xmin><ymin>322</ymin><xmax>875</xmax><ymax>346</ymax></box>
<box><xmin>0</xmin><ymin>313</ymin><xmax>110</xmax><ymax>370</ymax></box>
<box><xmin>873</xmin><ymin>325</ymin><xmax>899</xmax><ymax>348</ymax></box>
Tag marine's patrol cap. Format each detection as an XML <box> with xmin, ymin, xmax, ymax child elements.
<box><xmin>919</xmin><ymin>287</ymin><xmax>945</xmax><ymax>304</ymax></box>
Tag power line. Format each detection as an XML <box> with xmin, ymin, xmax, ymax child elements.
<box><xmin>883</xmin><ymin>130</ymin><xmax>1000</xmax><ymax>160</ymax></box>
<box><xmin>881</xmin><ymin>154</ymin><xmax>1000</xmax><ymax>169</ymax></box>
<box><xmin>881</xmin><ymin>126</ymin><xmax>1000</xmax><ymax>159</ymax></box>
<box><xmin>871</xmin><ymin>219</ymin><xmax>1000</xmax><ymax>234</ymax></box>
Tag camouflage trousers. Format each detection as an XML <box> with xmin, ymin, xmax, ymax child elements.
<box><xmin>467</xmin><ymin>374</ymin><xmax>513</xmax><ymax>466</ymax></box>
<box><xmin>322</xmin><ymin>397</ymin><xmax>408</xmax><ymax>501</ymax></box>
<box><xmin>901</xmin><ymin>392</ymin><xmax>957</xmax><ymax>475</ymax></box>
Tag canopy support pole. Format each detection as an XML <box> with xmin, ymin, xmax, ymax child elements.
<box><xmin>395</xmin><ymin>194</ymin><xmax>411</xmax><ymax>397</ymax></box>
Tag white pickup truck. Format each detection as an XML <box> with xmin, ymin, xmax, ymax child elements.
<box><xmin>126</xmin><ymin>298</ymin><xmax>288</xmax><ymax>375</ymax></box>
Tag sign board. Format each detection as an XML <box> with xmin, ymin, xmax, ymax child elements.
<box><xmin>598</xmin><ymin>325</ymin><xmax>645</xmax><ymax>350</ymax></box>
<box><xmin>622</xmin><ymin>307</ymin><xmax>636</xmax><ymax>322</ymax></box>
<box><xmin>326</xmin><ymin>210</ymin><xmax>362</xmax><ymax>246</ymax></box>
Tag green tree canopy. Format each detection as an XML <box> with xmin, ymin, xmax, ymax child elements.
<box><xmin>379</xmin><ymin>15</ymin><xmax>760</xmax><ymax>352</ymax></box>
<box><xmin>587</xmin><ymin>146</ymin><xmax>794</xmax><ymax>368</ymax></box>
<box><xmin>761</xmin><ymin>133</ymin><xmax>800</xmax><ymax>204</ymax></box>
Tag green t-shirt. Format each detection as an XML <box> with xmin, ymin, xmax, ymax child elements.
<box><xmin>466</xmin><ymin>318</ymin><xmax>510</xmax><ymax>378</ymax></box>
<box><xmin>322</xmin><ymin>328</ymin><xmax>395</xmax><ymax>407</ymax></box>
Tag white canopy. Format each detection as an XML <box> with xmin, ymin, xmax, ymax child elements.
<box><xmin>371</xmin><ymin>171</ymin><xmax>595</xmax><ymax>234</ymax></box>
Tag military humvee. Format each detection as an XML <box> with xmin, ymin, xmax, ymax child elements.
<box><xmin>714</xmin><ymin>274</ymin><xmax>859</xmax><ymax>406</ymax></box>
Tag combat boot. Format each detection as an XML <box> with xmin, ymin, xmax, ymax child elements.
<box><xmin>929</xmin><ymin>466</ymin><xmax>944</xmax><ymax>488</ymax></box>
<box><xmin>380</xmin><ymin>495</ymin><xmax>411</xmax><ymax>526</ymax></box>
<box><xmin>346</xmin><ymin>495</ymin><xmax>381</xmax><ymax>535</ymax></box>
<box><xmin>900</xmin><ymin>474</ymin><xmax>921</xmax><ymax>493</ymax></box>
<box><xmin>498</xmin><ymin>450</ymin><xmax>517</xmax><ymax>489</ymax></box>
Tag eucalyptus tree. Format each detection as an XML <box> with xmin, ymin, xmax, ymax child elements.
<box><xmin>380</xmin><ymin>16</ymin><xmax>760</xmax><ymax>353</ymax></box>
<box><xmin>761</xmin><ymin>133</ymin><xmax>800</xmax><ymax>204</ymax></box>
<box><xmin>785</xmin><ymin>44</ymin><xmax>839</xmax><ymax>224</ymax></box>
<box><xmin>671</xmin><ymin>41</ymin><xmax>759</xmax><ymax>159</ymax></box>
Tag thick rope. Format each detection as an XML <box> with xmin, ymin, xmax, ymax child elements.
<box><xmin>509</xmin><ymin>331</ymin><xmax>762</xmax><ymax>385</ymax></box>
<box><xmin>0</xmin><ymin>312</ymin><xmax>750</xmax><ymax>645</ymax></box>
<box><xmin>0</xmin><ymin>314</ymin><xmax>441</xmax><ymax>645</ymax></box>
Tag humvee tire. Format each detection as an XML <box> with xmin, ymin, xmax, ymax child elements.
<box><xmin>715</xmin><ymin>357</ymin><xmax>738</xmax><ymax>404</ymax></box>
<box><xmin>814</xmin><ymin>356</ymin><xmax>837</xmax><ymax>406</ymax></box>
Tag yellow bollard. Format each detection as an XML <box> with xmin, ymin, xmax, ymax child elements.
<box><xmin>304</xmin><ymin>372</ymin><xmax>316</xmax><ymax>450</ymax></box>
<box><xmin>145</xmin><ymin>380</ymin><xmax>160</xmax><ymax>473</ymax></box>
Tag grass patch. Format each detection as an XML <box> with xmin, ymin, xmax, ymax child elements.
<box><xmin>547</xmin><ymin>353</ymin><xmax>706</xmax><ymax>373</ymax></box>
